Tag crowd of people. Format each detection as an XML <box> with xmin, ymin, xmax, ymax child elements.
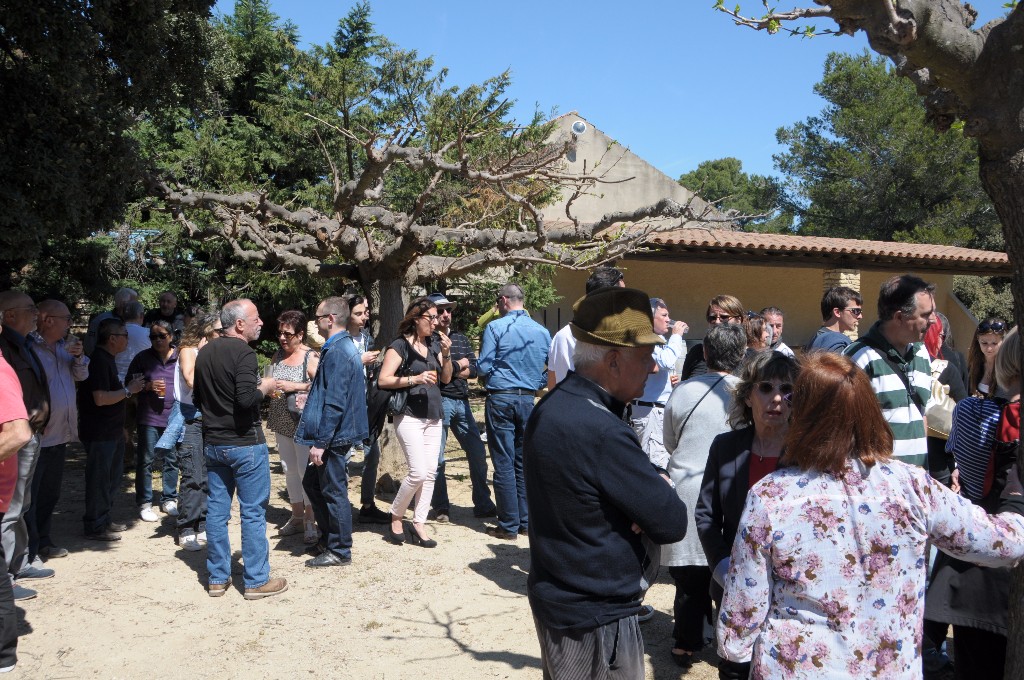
<box><xmin>0</xmin><ymin>272</ymin><xmax>1020</xmax><ymax>677</ymax></box>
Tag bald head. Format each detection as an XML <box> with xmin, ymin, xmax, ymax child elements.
<box><xmin>37</xmin><ymin>299</ymin><xmax>73</xmax><ymax>343</ymax></box>
<box><xmin>0</xmin><ymin>291</ymin><xmax>38</xmax><ymax>335</ymax></box>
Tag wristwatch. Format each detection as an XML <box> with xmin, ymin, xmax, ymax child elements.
<box><xmin>124</xmin><ymin>387</ymin><xmax>132</xmax><ymax>398</ymax></box>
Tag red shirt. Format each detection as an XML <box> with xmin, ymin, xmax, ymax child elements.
<box><xmin>748</xmin><ymin>454</ymin><xmax>781</xmax><ymax>488</ymax></box>
<box><xmin>0</xmin><ymin>354</ymin><xmax>28</xmax><ymax>512</ymax></box>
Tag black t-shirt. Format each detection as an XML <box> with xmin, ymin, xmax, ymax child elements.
<box><xmin>193</xmin><ymin>337</ymin><xmax>265</xmax><ymax>446</ymax></box>
<box><xmin>78</xmin><ymin>347</ymin><xmax>125</xmax><ymax>441</ymax></box>
<box><xmin>389</xmin><ymin>337</ymin><xmax>443</xmax><ymax>421</ymax></box>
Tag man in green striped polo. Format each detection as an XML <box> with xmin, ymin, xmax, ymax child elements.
<box><xmin>844</xmin><ymin>274</ymin><xmax>935</xmax><ymax>468</ymax></box>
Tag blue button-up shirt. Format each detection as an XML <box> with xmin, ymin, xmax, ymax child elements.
<box><xmin>477</xmin><ymin>310</ymin><xmax>550</xmax><ymax>391</ymax></box>
<box><xmin>31</xmin><ymin>334</ymin><xmax>89</xmax><ymax>447</ymax></box>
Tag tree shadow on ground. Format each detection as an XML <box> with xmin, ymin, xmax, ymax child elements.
<box><xmin>386</xmin><ymin>605</ymin><xmax>542</xmax><ymax>672</ymax></box>
<box><xmin>467</xmin><ymin>543</ymin><xmax>530</xmax><ymax>596</ymax></box>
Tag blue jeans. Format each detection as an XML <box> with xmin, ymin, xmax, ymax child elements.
<box><xmin>485</xmin><ymin>393</ymin><xmax>533</xmax><ymax>534</ymax></box>
<box><xmin>135</xmin><ymin>424</ymin><xmax>177</xmax><ymax>507</ymax></box>
<box><xmin>432</xmin><ymin>397</ymin><xmax>495</xmax><ymax>514</ymax></box>
<box><xmin>26</xmin><ymin>443</ymin><xmax>66</xmax><ymax>559</ymax></box>
<box><xmin>302</xmin><ymin>445</ymin><xmax>353</xmax><ymax>559</ymax></box>
<box><xmin>82</xmin><ymin>438</ymin><xmax>125</xmax><ymax>535</ymax></box>
<box><xmin>204</xmin><ymin>442</ymin><xmax>271</xmax><ymax>589</ymax></box>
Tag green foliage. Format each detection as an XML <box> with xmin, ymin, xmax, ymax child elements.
<box><xmin>0</xmin><ymin>0</ymin><xmax>216</xmax><ymax>263</ymax></box>
<box><xmin>678</xmin><ymin>157</ymin><xmax>793</xmax><ymax>232</ymax></box>
<box><xmin>774</xmin><ymin>51</ymin><xmax>1001</xmax><ymax>249</ymax></box>
<box><xmin>953</xmin><ymin>276</ymin><xmax>1015</xmax><ymax>323</ymax></box>
<box><xmin>429</xmin><ymin>265</ymin><xmax>562</xmax><ymax>341</ymax></box>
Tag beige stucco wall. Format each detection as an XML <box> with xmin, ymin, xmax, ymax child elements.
<box><xmin>538</xmin><ymin>261</ymin><xmax>967</xmax><ymax>351</ymax></box>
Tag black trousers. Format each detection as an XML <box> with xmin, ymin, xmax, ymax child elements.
<box><xmin>953</xmin><ymin>625</ymin><xmax>1006</xmax><ymax>680</ymax></box>
<box><xmin>669</xmin><ymin>565</ymin><xmax>712</xmax><ymax>652</ymax></box>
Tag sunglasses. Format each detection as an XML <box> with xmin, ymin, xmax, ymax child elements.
<box><xmin>707</xmin><ymin>314</ymin><xmax>736</xmax><ymax>323</ymax></box>
<box><xmin>314</xmin><ymin>313</ymin><xmax>333</xmax><ymax>321</ymax></box>
<box><xmin>149</xmin><ymin>333</ymin><xmax>170</xmax><ymax>340</ymax></box>
<box><xmin>979</xmin><ymin>320</ymin><xmax>1006</xmax><ymax>334</ymax></box>
<box><xmin>755</xmin><ymin>381</ymin><xmax>794</xmax><ymax>398</ymax></box>
<box><xmin>845</xmin><ymin>307</ymin><xmax>863</xmax><ymax>317</ymax></box>
<box><xmin>277</xmin><ymin>331</ymin><xmax>298</xmax><ymax>339</ymax></box>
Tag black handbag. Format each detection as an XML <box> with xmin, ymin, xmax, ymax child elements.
<box><xmin>366</xmin><ymin>340</ymin><xmax>412</xmax><ymax>438</ymax></box>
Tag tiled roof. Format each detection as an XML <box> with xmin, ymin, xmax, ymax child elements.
<box><xmin>637</xmin><ymin>227</ymin><xmax>1009</xmax><ymax>275</ymax></box>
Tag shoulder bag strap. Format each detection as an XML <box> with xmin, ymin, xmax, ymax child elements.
<box><xmin>865</xmin><ymin>341</ymin><xmax>926</xmax><ymax>416</ymax></box>
<box><xmin>676</xmin><ymin>375</ymin><xmax>727</xmax><ymax>442</ymax></box>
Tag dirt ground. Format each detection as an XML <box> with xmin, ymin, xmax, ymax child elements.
<box><xmin>13</xmin><ymin>426</ymin><xmax>721</xmax><ymax>679</ymax></box>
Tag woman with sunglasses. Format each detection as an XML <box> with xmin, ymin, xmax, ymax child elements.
<box><xmin>968</xmin><ymin>317</ymin><xmax>1008</xmax><ymax>397</ymax></box>
<box><xmin>718</xmin><ymin>352</ymin><xmax>1024</xmax><ymax>679</ymax></box>
<box><xmin>266</xmin><ymin>310</ymin><xmax>320</xmax><ymax>544</ymax></box>
<box><xmin>127</xmin><ymin>320</ymin><xmax>179</xmax><ymax>523</ymax></box>
<box><xmin>695</xmin><ymin>351</ymin><xmax>797</xmax><ymax>678</ymax></box>
<box><xmin>681</xmin><ymin>294</ymin><xmax>745</xmax><ymax>380</ymax></box>
<box><xmin>378</xmin><ymin>297</ymin><xmax>453</xmax><ymax>547</ymax></box>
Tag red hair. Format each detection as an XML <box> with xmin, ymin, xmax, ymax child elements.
<box><xmin>782</xmin><ymin>353</ymin><xmax>893</xmax><ymax>474</ymax></box>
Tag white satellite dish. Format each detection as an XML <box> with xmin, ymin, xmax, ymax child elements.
<box><xmin>571</xmin><ymin>121</ymin><xmax>587</xmax><ymax>135</ymax></box>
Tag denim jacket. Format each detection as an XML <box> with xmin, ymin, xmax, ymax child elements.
<box><xmin>295</xmin><ymin>330</ymin><xmax>368</xmax><ymax>449</ymax></box>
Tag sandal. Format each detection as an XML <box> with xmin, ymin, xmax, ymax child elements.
<box><xmin>303</xmin><ymin>519</ymin><xmax>320</xmax><ymax>545</ymax></box>
<box><xmin>278</xmin><ymin>516</ymin><xmax>304</xmax><ymax>536</ymax></box>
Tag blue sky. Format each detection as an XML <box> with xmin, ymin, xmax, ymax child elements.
<box><xmin>214</xmin><ymin>1</ymin><xmax>1005</xmax><ymax>180</ymax></box>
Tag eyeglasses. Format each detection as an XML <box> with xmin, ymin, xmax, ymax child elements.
<box><xmin>844</xmin><ymin>307</ymin><xmax>863</xmax><ymax>317</ymax></box>
<box><xmin>277</xmin><ymin>330</ymin><xmax>298</xmax><ymax>339</ymax></box>
<box><xmin>149</xmin><ymin>333</ymin><xmax>170</xmax><ymax>340</ymax></box>
<box><xmin>979</xmin><ymin>320</ymin><xmax>1006</xmax><ymax>334</ymax></box>
<box><xmin>421</xmin><ymin>314</ymin><xmax>438</xmax><ymax>321</ymax></box>
<box><xmin>707</xmin><ymin>314</ymin><xmax>736</xmax><ymax>323</ymax></box>
<box><xmin>755</xmin><ymin>381</ymin><xmax>794</xmax><ymax>399</ymax></box>
<box><xmin>314</xmin><ymin>313</ymin><xmax>333</xmax><ymax>321</ymax></box>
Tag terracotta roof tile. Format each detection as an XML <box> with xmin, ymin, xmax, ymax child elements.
<box><xmin>640</xmin><ymin>227</ymin><xmax>1009</xmax><ymax>274</ymax></box>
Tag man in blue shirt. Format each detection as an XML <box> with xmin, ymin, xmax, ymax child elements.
<box><xmin>477</xmin><ymin>283</ymin><xmax>550</xmax><ymax>540</ymax></box>
<box><xmin>296</xmin><ymin>296</ymin><xmax>369</xmax><ymax>567</ymax></box>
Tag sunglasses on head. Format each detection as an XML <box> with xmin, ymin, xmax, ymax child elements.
<box><xmin>755</xmin><ymin>381</ymin><xmax>794</xmax><ymax>398</ymax></box>
<box><xmin>979</xmin><ymin>320</ymin><xmax>1006</xmax><ymax>334</ymax></box>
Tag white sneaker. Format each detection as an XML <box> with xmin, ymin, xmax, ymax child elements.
<box><xmin>139</xmin><ymin>505</ymin><xmax>159</xmax><ymax>522</ymax></box>
<box><xmin>180</xmin><ymin>528</ymin><xmax>201</xmax><ymax>552</ymax></box>
<box><xmin>195</xmin><ymin>522</ymin><xmax>207</xmax><ymax>546</ymax></box>
<box><xmin>161</xmin><ymin>500</ymin><xmax>179</xmax><ymax>517</ymax></box>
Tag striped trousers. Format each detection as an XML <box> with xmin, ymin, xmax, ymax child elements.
<box><xmin>533</xmin><ymin>614</ymin><xmax>644</xmax><ymax>680</ymax></box>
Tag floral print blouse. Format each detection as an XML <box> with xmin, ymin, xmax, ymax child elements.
<box><xmin>718</xmin><ymin>459</ymin><xmax>1024</xmax><ymax>679</ymax></box>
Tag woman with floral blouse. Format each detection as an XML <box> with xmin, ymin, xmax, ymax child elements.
<box><xmin>718</xmin><ymin>352</ymin><xmax>1024</xmax><ymax>679</ymax></box>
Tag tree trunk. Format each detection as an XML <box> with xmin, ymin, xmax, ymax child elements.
<box><xmin>364</xmin><ymin>276</ymin><xmax>411</xmax><ymax>493</ymax></box>
<box><xmin>977</xmin><ymin>152</ymin><xmax>1024</xmax><ymax>680</ymax></box>
<box><xmin>366</xmin><ymin>276</ymin><xmax>406</xmax><ymax>350</ymax></box>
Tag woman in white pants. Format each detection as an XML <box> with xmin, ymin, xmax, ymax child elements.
<box><xmin>377</xmin><ymin>297</ymin><xmax>452</xmax><ymax>547</ymax></box>
<box><xmin>266</xmin><ymin>310</ymin><xmax>319</xmax><ymax>543</ymax></box>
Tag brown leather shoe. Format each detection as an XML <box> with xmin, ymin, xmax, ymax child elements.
<box><xmin>243</xmin><ymin>577</ymin><xmax>288</xmax><ymax>600</ymax></box>
<box><xmin>208</xmin><ymin>582</ymin><xmax>229</xmax><ymax>598</ymax></box>
<box><xmin>485</xmin><ymin>526</ymin><xmax>518</xmax><ymax>541</ymax></box>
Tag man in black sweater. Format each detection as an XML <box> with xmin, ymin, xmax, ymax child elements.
<box><xmin>193</xmin><ymin>299</ymin><xmax>285</xmax><ymax>600</ymax></box>
<box><xmin>525</xmin><ymin>287</ymin><xmax>688</xmax><ymax>679</ymax></box>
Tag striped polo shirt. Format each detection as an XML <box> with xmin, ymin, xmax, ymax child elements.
<box><xmin>845</xmin><ymin>325</ymin><xmax>931</xmax><ymax>467</ymax></box>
